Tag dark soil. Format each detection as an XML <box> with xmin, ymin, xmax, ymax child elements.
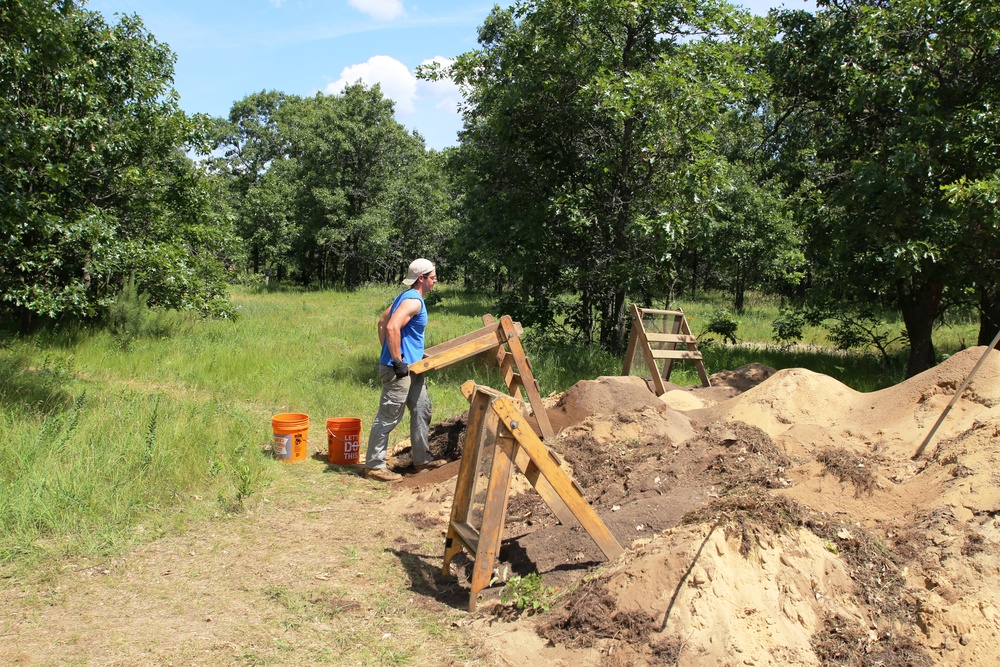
<box><xmin>812</xmin><ymin>613</ymin><xmax>934</xmax><ymax>667</ymax></box>
<box><xmin>484</xmin><ymin>417</ymin><xmax>793</xmax><ymax>591</ymax></box>
<box><xmin>494</xmin><ymin>420</ymin><xmax>732</xmax><ymax>589</ymax></box>
<box><xmin>538</xmin><ymin>581</ymin><xmax>658</xmax><ymax>649</ymax></box>
<box><xmin>386</xmin><ymin>411</ymin><xmax>469</xmax><ymax>489</ymax></box>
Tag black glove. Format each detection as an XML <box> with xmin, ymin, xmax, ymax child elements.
<box><xmin>391</xmin><ymin>358</ymin><xmax>409</xmax><ymax>379</ymax></box>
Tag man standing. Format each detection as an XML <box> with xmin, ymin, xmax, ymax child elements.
<box><xmin>364</xmin><ymin>258</ymin><xmax>445</xmax><ymax>482</ymax></box>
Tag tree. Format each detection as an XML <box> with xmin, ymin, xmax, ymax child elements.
<box><xmin>0</xmin><ymin>0</ymin><xmax>234</xmax><ymax>324</ymax></box>
<box><xmin>690</xmin><ymin>105</ymin><xmax>805</xmax><ymax>312</ymax></box>
<box><xmin>444</xmin><ymin>0</ymin><xmax>765</xmax><ymax>350</ymax></box>
<box><xmin>213</xmin><ymin>84</ymin><xmax>457</xmax><ymax>289</ymax></box>
<box><xmin>768</xmin><ymin>0</ymin><xmax>1000</xmax><ymax>375</ymax></box>
<box><xmin>277</xmin><ymin>84</ymin><xmax>433</xmax><ymax>287</ymax></box>
<box><xmin>944</xmin><ymin>177</ymin><xmax>1000</xmax><ymax>346</ymax></box>
<box><xmin>216</xmin><ymin>91</ymin><xmax>296</xmax><ymax>277</ymax></box>
<box><xmin>362</xmin><ymin>149</ymin><xmax>459</xmax><ymax>282</ymax></box>
<box><xmin>706</xmin><ymin>164</ymin><xmax>803</xmax><ymax>312</ymax></box>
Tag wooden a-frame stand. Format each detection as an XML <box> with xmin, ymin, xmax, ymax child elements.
<box><xmin>410</xmin><ymin>314</ymin><xmax>554</xmax><ymax>439</ymax></box>
<box><xmin>442</xmin><ymin>381</ymin><xmax>624</xmax><ymax>611</ymax></box>
<box><xmin>622</xmin><ymin>304</ymin><xmax>710</xmax><ymax>395</ymax></box>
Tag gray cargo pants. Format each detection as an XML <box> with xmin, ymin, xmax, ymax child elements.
<box><xmin>365</xmin><ymin>364</ymin><xmax>433</xmax><ymax>469</ymax></box>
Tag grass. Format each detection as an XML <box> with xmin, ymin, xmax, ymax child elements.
<box><xmin>0</xmin><ymin>285</ymin><xmax>979</xmax><ymax>570</ymax></box>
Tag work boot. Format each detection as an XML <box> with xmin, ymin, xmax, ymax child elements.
<box><xmin>414</xmin><ymin>459</ymin><xmax>447</xmax><ymax>472</ymax></box>
<box><xmin>365</xmin><ymin>467</ymin><xmax>402</xmax><ymax>482</ymax></box>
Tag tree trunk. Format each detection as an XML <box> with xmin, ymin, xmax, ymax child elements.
<box><xmin>688</xmin><ymin>250</ymin><xmax>699</xmax><ymax>298</ymax></box>
<box><xmin>580</xmin><ymin>285</ymin><xmax>594</xmax><ymax>346</ymax></box>
<box><xmin>19</xmin><ymin>307</ymin><xmax>33</xmax><ymax>334</ymax></box>
<box><xmin>733</xmin><ymin>271</ymin><xmax>746</xmax><ymax>313</ymax></box>
<box><xmin>898</xmin><ymin>278</ymin><xmax>942</xmax><ymax>378</ymax></box>
<box><xmin>345</xmin><ymin>238</ymin><xmax>360</xmax><ymax>288</ymax></box>
<box><xmin>599</xmin><ymin>288</ymin><xmax>628</xmax><ymax>353</ymax></box>
<box><xmin>978</xmin><ymin>282</ymin><xmax>1000</xmax><ymax>347</ymax></box>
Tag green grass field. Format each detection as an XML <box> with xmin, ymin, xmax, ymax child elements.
<box><xmin>0</xmin><ymin>284</ymin><xmax>979</xmax><ymax>568</ymax></box>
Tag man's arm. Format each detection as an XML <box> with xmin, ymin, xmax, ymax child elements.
<box><xmin>377</xmin><ymin>305</ymin><xmax>392</xmax><ymax>348</ymax></box>
<box><xmin>383</xmin><ymin>298</ymin><xmax>422</xmax><ymax>363</ymax></box>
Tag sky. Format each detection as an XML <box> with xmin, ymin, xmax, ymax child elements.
<box><xmin>85</xmin><ymin>0</ymin><xmax>817</xmax><ymax>152</ymax></box>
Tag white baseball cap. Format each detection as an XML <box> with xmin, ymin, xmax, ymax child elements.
<box><xmin>402</xmin><ymin>258</ymin><xmax>435</xmax><ymax>286</ymax></box>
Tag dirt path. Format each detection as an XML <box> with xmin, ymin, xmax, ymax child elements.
<box><xmin>1</xmin><ymin>462</ymin><xmax>478</xmax><ymax>666</ymax></box>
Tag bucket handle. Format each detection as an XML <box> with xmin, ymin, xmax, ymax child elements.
<box><xmin>328</xmin><ymin>428</ymin><xmax>361</xmax><ymax>444</ymax></box>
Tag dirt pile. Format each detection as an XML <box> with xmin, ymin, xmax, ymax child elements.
<box><xmin>392</xmin><ymin>347</ymin><xmax>1000</xmax><ymax>666</ymax></box>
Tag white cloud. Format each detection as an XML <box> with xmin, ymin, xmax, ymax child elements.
<box><xmin>416</xmin><ymin>56</ymin><xmax>462</xmax><ymax>114</ymax></box>
<box><xmin>348</xmin><ymin>0</ymin><xmax>404</xmax><ymax>21</ymax></box>
<box><xmin>323</xmin><ymin>55</ymin><xmax>466</xmax><ymax>148</ymax></box>
<box><xmin>267</xmin><ymin>0</ymin><xmax>286</xmax><ymax>7</ymax></box>
<box><xmin>325</xmin><ymin>55</ymin><xmax>418</xmax><ymax>113</ymax></box>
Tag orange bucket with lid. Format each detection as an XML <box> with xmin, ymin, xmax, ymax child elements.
<box><xmin>327</xmin><ymin>418</ymin><xmax>362</xmax><ymax>465</ymax></box>
<box><xmin>272</xmin><ymin>413</ymin><xmax>309</xmax><ymax>462</ymax></box>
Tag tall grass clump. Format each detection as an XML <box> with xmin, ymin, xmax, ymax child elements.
<box><xmin>0</xmin><ymin>349</ymin><xmax>266</xmax><ymax>567</ymax></box>
<box><xmin>0</xmin><ymin>350</ymin><xmax>271</xmax><ymax>565</ymax></box>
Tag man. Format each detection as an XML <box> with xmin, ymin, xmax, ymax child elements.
<box><xmin>364</xmin><ymin>258</ymin><xmax>445</xmax><ymax>482</ymax></box>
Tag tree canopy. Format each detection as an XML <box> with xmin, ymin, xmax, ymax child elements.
<box><xmin>215</xmin><ymin>85</ymin><xmax>457</xmax><ymax>288</ymax></box>
<box><xmin>768</xmin><ymin>0</ymin><xmax>1000</xmax><ymax>375</ymax></box>
<box><xmin>1</xmin><ymin>0</ymin><xmax>235</xmax><ymax>325</ymax></box>
<box><xmin>445</xmin><ymin>0</ymin><xmax>769</xmax><ymax>350</ymax></box>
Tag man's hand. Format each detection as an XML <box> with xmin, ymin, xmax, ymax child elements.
<box><xmin>391</xmin><ymin>358</ymin><xmax>409</xmax><ymax>379</ymax></box>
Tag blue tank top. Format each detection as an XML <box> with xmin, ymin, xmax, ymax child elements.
<box><xmin>379</xmin><ymin>289</ymin><xmax>427</xmax><ymax>365</ymax></box>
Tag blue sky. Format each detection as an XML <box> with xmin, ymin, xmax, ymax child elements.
<box><xmin>85</xmin><ymin>0</ymin><xmax>817</xmax><ymax>151</ymax></box>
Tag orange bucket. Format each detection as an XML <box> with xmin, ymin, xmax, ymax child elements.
<box><xmin>327</xmin><ymin>418</ymin><xmax>362</xmax><ymax>465</ymax></box>
<box><xmin>272</xmin><ymin>413</ymin><xmax>309</xmax><ymax>462</ymax></box>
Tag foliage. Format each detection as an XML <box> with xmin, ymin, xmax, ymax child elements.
<box><xmin>699</xmin><ymin>308</ymin><xmax>740</xmax><ymax>345</ymax></box>
<box><xmin>213</xmin><ymin>90</ymin><xmax>298</xmax><ymax>279</ymax></box>
<box><xmin>825</xmin><ymin>312</ymin><xmax>908</xmax><ymax>369</ymax></box>
<box><xmin>443</xmin><ymin>0</ymin><xmax>769</xmax><ymax>351</ymax></box>
<box><xmin>214</xmin><ymin>85</ymin><xmax>459</xmax><ymax>288</ymax></box>
<box><xmin>106</xmin><ymin>275</ymin><xmax>175</xmax><ymax>350</ymax></box>
<box><xmin>499</xmin><ymin>572</ymin><xmax>556</xmax><ymax>614</ymax></box>
<box><xmin>0</xmin><ymin>0</ymin><xmax>235</xmax><ymax>324</ymax></box>
<box><xmin>690</xmin><ymin>102</ymin><xmax>806</xmax><ymax>312</ymax></box>
<box><xmin>772</xmin><ymin>308</ymin><xmax>806</xmax><ymax>346</ymax></box>
<box><xmin>701</xmin><ymin>168</ymin><xmax>804</xmax><ymax>313</ymax></box>
<box><xmin>771</xmin><ymin>304</ymin><xmax>907</xmax><ymax>368</ymax></box>
<box><xmin>768</xmin><ymin>0</ymin><xmax>1000</xmax><ymax>376</ymax></box>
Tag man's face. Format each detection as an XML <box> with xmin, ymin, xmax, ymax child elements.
<box><xmin>420</xmin><ymin>270</ymin><xmax>437</xmax><ymax>291</ymax></box>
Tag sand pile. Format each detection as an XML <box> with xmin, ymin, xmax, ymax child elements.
<box><xmin>393</xmin><ymin>347</ymin><xmax>1000</xmax><ymax>666</ymax></box>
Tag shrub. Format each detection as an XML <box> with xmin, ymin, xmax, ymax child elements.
<box><xmin>106</xmin><ymin>277</ymin><xmax>174</xmax><ymax>350</ymax></box>
<box><xmin>500</xmin><ymin>572</ymin><xmax>556</xmax><ymax>615</ymax></box>
<box><xmin>772</xmin><ymin>309</ymin><xmax>806</xmax><ymax>346</ymax></box>
<box><xmin>700</xmin><ymin>308</ymin><xmax>740</xmax><ymax>345</ymax></box>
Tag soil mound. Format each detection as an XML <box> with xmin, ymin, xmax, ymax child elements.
<box><xmin>546</xmin><ymin>375</ymin><xmax>668</xmax><ymax>434</ymax></box>
<box><xmin>392</xmin><ymin>349</ymin><xmax>1000</xmax><ymax>666</ymax></box>
<box><xmin>709</xmin><ymin>361</ymin><xmax>778</xmax><ymax>391</ymax></box>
